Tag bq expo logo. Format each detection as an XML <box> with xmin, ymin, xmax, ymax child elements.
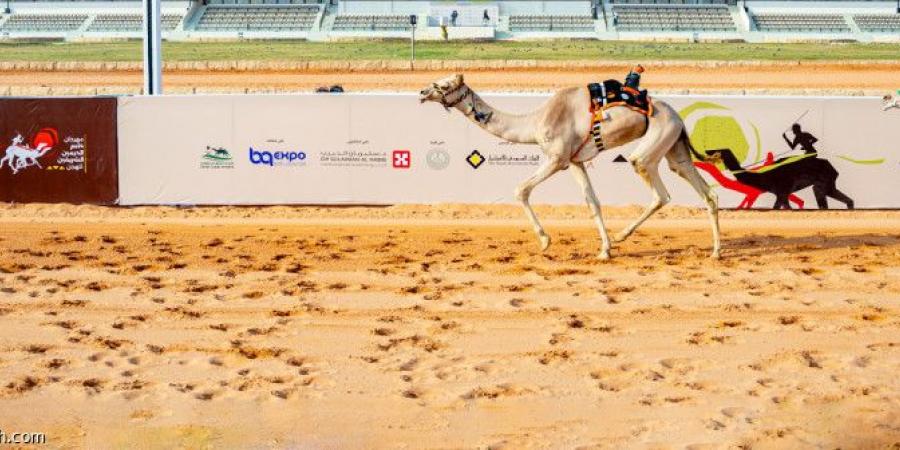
<box><xmin>249</xmin><ymin>147</ymin><xmax>307</xmax><ymax>167</ymax></box>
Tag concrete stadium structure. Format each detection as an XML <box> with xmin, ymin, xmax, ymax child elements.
<box><xmin>0</xmin><ymin>0</ymin><xmax>898</xmax><ymax>42</ymax></box>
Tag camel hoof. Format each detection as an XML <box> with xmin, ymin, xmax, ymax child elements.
<box><xmin>539</xmin><ymin>234</ymin><xmax>551</xmax><ymax>252</ymax></box>
<box><xmin>599</xmin><ymin>250</ymin><xmax>611</xmax><ymax>260</ymax></box>
<box><xmin>613</xmin><ymin>232</ymin><xmax>629</xmax><ymax>243</ymax></box>
<box><xmin>710</xmin><ymin>250</ymin><xmax>721</xmax><ymax>260</ymax></box>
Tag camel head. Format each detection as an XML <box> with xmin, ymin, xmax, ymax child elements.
<box><xmin>419</xmin><ymin>74</ymin><xmax>468</xmax><ymax>109</ymax></box>
<box><xmin>11</xmin><ymin>134</ymin><xmax>23</xmax><ymax>146</ymax></box>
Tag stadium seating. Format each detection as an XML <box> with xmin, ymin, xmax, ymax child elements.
<box><xmin>853</xmin><ymin>13</ymin><xmax>900</xmax><ymax>32</ymax></box>
<box><xmin>206</xmin><ymin>0</ymin><xmax>324</xmax><ymax>4</ymax></box>
<box><xmin>195</xmin><ymin>4</ymin><xmax>319</xmax><ymax>31</ymax></box>
<box><xmin>609</xmin><ymin>0</ymin><xmax>730</xmax><ymax>3</ymax></box>
<box><xmin>508</xmin><ymin>15</ymin><xmax>594</xmax><ymax>32</ymax></box>
<box><xmin>87</xmin><ymin>13</ymin><xmax>182</xmax><ymax>32</ymax></box>
<box><xmin>0</xmin><ymin>0</ymin><xmax>894</xmax><ymax>40</ymax></box>
<box><xmin>332</xmin><ymin>14</ymin><xmax>409</xmax><ymax>31</ymax></box>
<box><xmin>0</xmin><ymin>13</ymin><xmax>87</xmax><ymax>31</ymax></box>
<box><xmin>753</xmin><ymin>13</ymin><xmax>850</xmax><ymax>32</ymax></box>
<box><xmin>611</xmin><ymin>5</ymin><xmax>736</xmax><ymax>31</ymax></box>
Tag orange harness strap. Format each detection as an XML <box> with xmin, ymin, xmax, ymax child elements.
<box><xmin>571</xmin><ymin>97</ymin><xmax>654</xmax><ymax>162</ymax></box>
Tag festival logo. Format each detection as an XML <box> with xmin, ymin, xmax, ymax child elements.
<box><xmin>201</xmin><ymin>146</ymin><xmax>234</xmax><ymax>169</ymax></box>
<box><xmin>248</xmin><ymin>147</ymin><xmax>307</xmax><ymax>167</ymax></box>
<box><xmin>426</xmin><ymin>148</ymin><xmax>450</xmax><ymax>170</ymax></box>
<box><xmin>392</xmin><ymin>150</ymin><xmax>411</xmax><ymax>169</ymax></box>
<box><xmin>0</xmin><ymin>127</ymin><xmax>86</xmax><ymax>175</ymax></box>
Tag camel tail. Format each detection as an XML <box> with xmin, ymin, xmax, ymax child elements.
<box><xmin>679</xmin><ymin>128</ymin><xmax>709</xmax><ymax>162</ymax></box>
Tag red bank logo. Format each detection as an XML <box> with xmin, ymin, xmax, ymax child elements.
<box><xmin>392</xmin><ymin>150</ymin><xmax>411</xmax><ymax>169</ymax></box>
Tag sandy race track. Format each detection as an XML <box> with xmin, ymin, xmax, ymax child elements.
<box><xmin>3</xmin><ymin>61</ymin><xmax>900</xmax><ymax>95</ymax></box>
<box><xmin>0</xmin><ymin>204</ymin><xmax>897</xmax><ymax>449</ymax></box>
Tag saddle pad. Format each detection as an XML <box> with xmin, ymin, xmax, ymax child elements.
<box><xmin>588</xmin><ymin>80</ymin><xmax>652</xmax><ymax>115</ymax></box>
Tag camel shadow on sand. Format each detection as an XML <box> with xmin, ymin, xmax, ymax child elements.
<box><xmin>618</xmin><ymin>233</ymin><xmax>898</xmax><ymax>259</ymax></box>
<box><xmin>723</xmin><ymin>233</ymin><xmax>899</xmax><ymax>256</ymax></box>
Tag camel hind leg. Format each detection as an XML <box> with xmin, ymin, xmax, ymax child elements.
<box><xmin>665</xmin><ymin>139</ymin><xmax>721</xmax><ymax>259</ymax></box>
<box><xmin>614</xmin><ymin>118</ymin><xmax>681</xmax><ymax>243</ymax></box>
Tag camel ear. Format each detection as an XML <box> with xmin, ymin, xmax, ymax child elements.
<box><xmin>455</xmin><ymin>74</ymin><xmax>464</xmax><ymax>85</ymax></box>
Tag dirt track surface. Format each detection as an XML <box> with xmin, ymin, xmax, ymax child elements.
<box><xmin>0</xmin><ymin>205</ymin><xmax>898</xmax><ymax>448</ymax></box>
<box><xmin>2</xmin><ymin>61</ymin><xmax>899</xmax><ymax>95</ymax></box>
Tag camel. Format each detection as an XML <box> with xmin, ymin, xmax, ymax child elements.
<box><xmin>0</xmin><ymin>135</ymin><xmax>52</xmax><ymax>175</ymax></box>
<box><xmin>419</xmin><ymin>74</ymin><xmax>721</xmax><ymax>259</ymax></box>
<box><xmin>704</xmin><ymin>148</ymin><xmax>854</xmax><ymax>210</ymax></box>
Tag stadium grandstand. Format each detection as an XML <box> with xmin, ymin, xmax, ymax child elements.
<box><xmin>0</xmin><ymin>0</ymin><xmax>897</xmax><ymax>42</ymax></box>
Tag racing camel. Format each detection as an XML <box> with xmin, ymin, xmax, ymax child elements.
<box><xmin>419</xmin><ymin>74</ymin><xmax>721</xmax><ymax>259</ymax></box>
<box><xmin>703</xmin><ymin>149</ymin><xmax>854</xmax><ymax>210</ymax></box>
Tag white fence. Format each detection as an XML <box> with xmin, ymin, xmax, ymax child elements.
<box><xmin>117</xmin><ymin>93</ymin><xmax>900</xmax><ymax>208</ymax></box>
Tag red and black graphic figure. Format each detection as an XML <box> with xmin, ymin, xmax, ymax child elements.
<box><xmin>782</xmin><ymin>123</ymin><xmax>818</xmax><ymax>155</ymax></box>
<box><xmin>704</xmin><ymin>148</ymin><xmax>854</xmax><ymax>210</ymax></box>
<box><xmin>693</xmin><ymin>157</ymin><xmax>804</xmax><ymax>209</ymax></box>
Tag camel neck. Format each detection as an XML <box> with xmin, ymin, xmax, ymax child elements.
<box><xmin>454</xmin><ymin>88</ymin><xmax>539</xmax><ymax>145</ymax></box>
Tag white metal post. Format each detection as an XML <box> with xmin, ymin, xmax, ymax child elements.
<box><xmin>410</xmin><ymin>14</ymin><xmax>417</xmax><ymax>71</ymax></box>
<box><xmin>142</xmin><ymin>0</ymin><xmax>162</xmax><ymax>95</ymax></box>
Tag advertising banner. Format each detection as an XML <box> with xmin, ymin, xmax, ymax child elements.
<box><xmin>0</xmin><ymin>97</ymin><xmax>118</xmax><ymax>204</ymax></box>
<box><xmin>117</xmin><ymin>94</ymin><xmax>900</xmax><ymax>208</ymax></box>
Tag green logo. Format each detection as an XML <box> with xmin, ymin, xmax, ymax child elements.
<box><xmin>202</xmin><ymin>146</ymin><xmax>234</xmax><ymax>169</ymax></box>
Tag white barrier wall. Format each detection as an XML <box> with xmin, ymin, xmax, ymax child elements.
<box><xmin>118</xmin><ymin>94</ymin><xmax>900</xmax><ymax>208</ymax></box>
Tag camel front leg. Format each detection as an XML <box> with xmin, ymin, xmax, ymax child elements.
<box><xmin>516</xmin><ymin>158</ymin><xmax>562</xmax><ymax>251</ymax></box>
<box><xmin>571</xmin><ymin>162</ymin><xmax>612</xmax><ymax>260</ymax></box>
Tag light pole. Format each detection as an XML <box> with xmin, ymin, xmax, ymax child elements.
<box><xmin>142</xmin><ymin>0</ymin><xmax>162</xmax><ymax>95</ymax></box>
